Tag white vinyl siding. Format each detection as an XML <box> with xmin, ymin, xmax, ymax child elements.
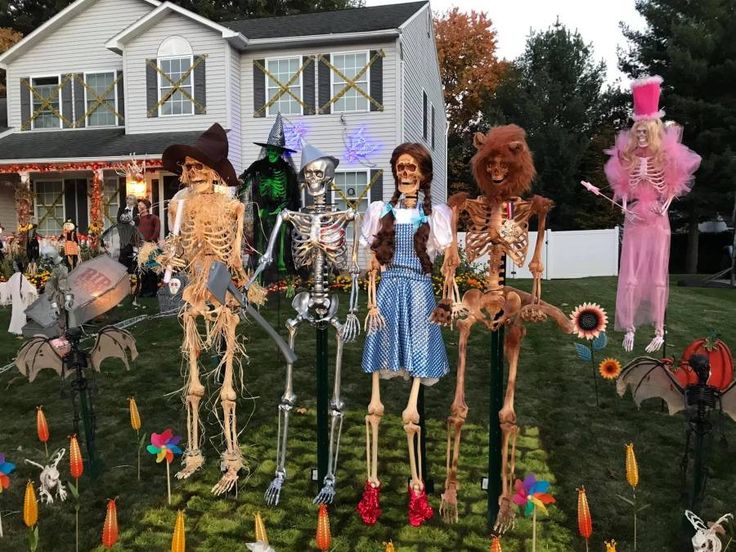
<box><xmin>4</xmin><ymin>0</ymin><xmax>153</xmax><ymax>129</ymax></box>
<box><xmin>85</xmin><ymin>71</ymin><xmax>117</xmax><ymax>126</ymax></box>
<box><xmin>34</xmin><ymin>180</ymin><xmax>65</xmax><ymax>235</ymax></box>
<box><xmin>30</xmin><ymin>76</ymin><xmax>62</xmax><ymax>129</ymax></box>
<box><xmin>331</xmin><ymin>51</ymin><xmax>369</xmax><ymax>113</ymax></box>
<box><xmin>266</xmin><ymin>57</ymin><xmax>302</xmax><ymax>116</ymax></box>
<box><xmin>158</xmin><ymin>56</ymin><xmax>194</xmax><ymax>116</ymax></box>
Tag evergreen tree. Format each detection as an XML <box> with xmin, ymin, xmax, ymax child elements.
<box><xmin>620</xmin><ymin>0</ymin><xmax>736</xmax><ymax>273</ymax></box>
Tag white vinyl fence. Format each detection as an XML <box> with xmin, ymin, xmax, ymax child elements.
<box><xmin>457</xmin><ymin>228</ymin><xmax>620</xmax><ymax>279</ymax></box>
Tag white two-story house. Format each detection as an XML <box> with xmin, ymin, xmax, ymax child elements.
<box><xmin>0</xmin><ymin>0</ymin><xmax>446</xmax><ymax>246</ymax></box>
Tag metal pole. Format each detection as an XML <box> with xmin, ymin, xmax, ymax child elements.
<box><xmin>417</xmin><ymin>385</ymin><xmax>432</xmax><ymax>493</ymax></box>
<box><xmin>315</xmin><ymin>324</ymin><xmax>329</xmax><ymax>485</ymax></box>
<box><xmin>487</xmin><ymin>326</ymin><xmax>504</xmax><ymax>528</ymax></box>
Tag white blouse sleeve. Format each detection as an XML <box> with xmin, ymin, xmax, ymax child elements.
<box><xmin>360</xmin><ymin>200</ymin><xmax>385</xmax><ymax>248</ymax></box>
<box><xmin>427</xmin><ymin>203</ymin><xmax>453</xmax><ymax>259</ymax></box>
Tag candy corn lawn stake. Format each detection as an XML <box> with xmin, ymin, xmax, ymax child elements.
<box><xmin>128</xmin><ymin>398</ymin><xmax>144</xmax><ymax>481</ymax></box>
<box><xmin>577</xmin><ymin>486</ymin><xmax>592</xmax><ymax>552</ymax></box>
<box><xmin>36</xmin><ymin>407</ymin><xmax>50</xmax><ymax>460</ymax></box>
<box><xmin>616</xmin><ymin>443</ymin><xmax>649</xmax><ymax>552</ymax></box>
<box><xmin>69</xmin><ymin>434</ymin><xmax>84</xmax><ymax>552</ymax></box>
<box><xmin>171</xmin><ymin>510</ymin><xmax>185</xmax><ymax>552</ymax></box>
<box><xmin>316</xmin><ymin>504</ymin><xmax>331</xmax><ymax>551</ymax></box>
<box><xmin>0</xmin><ymin>453</ymin><xmax>15</xmax><ymax>538</ymax></box>
<box><xmin>102</xmin><ymin>498</ymin><xmax>119</xmax><ymax>549</ymax></box>
<box><xmin>23</xmin><ymin>480</ymin><xmax>39</xmax><ymax>552</ymax></box>
<box><xmin>490</xmin><ymin>535</ymin><xmax>502</xmax><ymax>552</ymax></box>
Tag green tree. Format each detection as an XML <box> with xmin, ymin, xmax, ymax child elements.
<box><xmin>482</xmin><ymin>21</ymin><xmax>620</xmax><ymax>230</ymax></box>
<box><xmin>620</xmin><ymin>0</ymin><xmax>736</xmax><ymax>273</ymax></box>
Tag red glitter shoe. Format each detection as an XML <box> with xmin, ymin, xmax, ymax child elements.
<box><xmin>407</xmin><ymin>483</ymin><xmax>433</xmax><ymax>526</ymax></box>
<box><xmin>357</xmin><ymin>480</ymin><xmax>382</xmax><ymax>525</ymax></box>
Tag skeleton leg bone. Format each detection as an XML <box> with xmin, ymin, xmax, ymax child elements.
<box><xmin>264</xmin><ymin>319</ymin><xmax>300</xmax><ymax>506</ymax></box>
<box><xmin>177</xmin><ymin>309</ymin><xmax>206</xmax><ymax>480</ymax></box>
<box><xmin>440</xmin><ymin>316</ymin><xmax>475</xmax><ymax>523</ymax></box>
<box><xmin>404</xmin><ymin>377</ymin><xmax>433</xmax><ymax>526</ymax></box>
<box><xmin>314</xmin><ymin>318</ymin><xmax>346</xmax><ymax>504</ymax></box>
<box><xmin>212</xmin><ymin>308</ymin><xmax>243</xmax><ymax>496</ymax></box>
<box><xmin>357</xmin><ymin>371</ymin><xmax>384</xmax><ymax>524</ymax></box>
<box><xmin>645</xmin><ymin>282</ymin><xmax>668</xmax><ymax>353</ymax></box>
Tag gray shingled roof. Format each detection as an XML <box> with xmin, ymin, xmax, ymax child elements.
<box><xmin>223</xmin><ymin>1</ymin><xmax>427</xmax><ymax>40</ymax></box>
<box><xmin>0</xmin><ymin>128</ymin><xmax>204</xmax><ymax>161</ymax></box>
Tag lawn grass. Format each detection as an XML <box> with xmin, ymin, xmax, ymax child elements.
<box><xmin>0</xmin><ymin>277</ymin><xmax>734</xmax><ymax>551</ymax></box>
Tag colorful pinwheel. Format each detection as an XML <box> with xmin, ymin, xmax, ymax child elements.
<box><xmin>0</xmin><ymin>454</ymin><xmax>15</xmax><ymax>493</ymax></box>
<box><xmin>512</xmin><ymin>474</ymin><xmax>556</xmax><ymax>517</ymax></box>
<box><xmin>147</xmin><ymin>429</ymin><xmax>182</xmax><ymax>505</ymax></box>
<box><xmin>147</xmin><ymin>429</ymin><xmax>182</xmax><ymax>464</ymax></box>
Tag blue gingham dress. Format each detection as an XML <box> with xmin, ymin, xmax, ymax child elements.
<box><xmin>362</xmin><ymin>211</ymin><xmax>449</xmax><ymax>385</ymax></box>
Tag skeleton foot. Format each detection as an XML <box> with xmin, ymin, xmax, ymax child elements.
<box><xmin>211</xmin><ymin>450</ymin><xmax>243</xmax><ymax>496</ymax></box>
<box><xmin>493</xmin><ymin>495</ymin><xmax>516</xmax><ymax>535</ymax></box>
<box><xmin>56</xmin><ymin>482</ymin><xmax>68</xmax><ymax>502</ymax></box>
<box><xmin>313</xmin><ymin>476</ymin><xmax>336</xmax><ymax>505</ymax></box>
<box><xmin>623</xmin><ymin>330</ymin><xmax>635</xmax><ymax>352</ymax></box>
<box><xmin>439</xmin><ymin>481</ymin><xmax>459</xmax><ymax>524</ymax></box>
<box><xmin>519</xmin><ymin>304</ymin><xmax>548</xmax><ymax>323</ymax></box>
<box><xmin>645</xmin><ymin>332</ymin><xmax>665</xmax><ymax>353</ymax></box>
<box><xmin>176</xmin><ymin>449</ymin><xmax>205</xmax><ymax>480</ymax></box>
<box><xmin>39</xmin><ymin>488</ymin><xmax>54</xmax><ymax>504</ymax></box>
<box><xmin>264</xmin><ymin>473</ymin><xmax>285</xmax><ymax>506</ymax></box>
<box><xmin>407</xmin><ymin>483</ymin><xmax>433</xmax><ymax>527</ymax></box>
<box><xmin>357</xmin><ymin>481</ymin><xmax>382</xmax><ymax>525</ymax></box>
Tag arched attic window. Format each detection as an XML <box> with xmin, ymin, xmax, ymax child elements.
<box><xmin>157</xmin><ymin>36</ymin><xmax>194</xmax><ymax>116</ymax></box>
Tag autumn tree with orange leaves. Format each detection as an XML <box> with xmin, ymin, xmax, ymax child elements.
<box><xmin>434</xmin><ymin>8</ymin><xmax>506</xmax><ymax>133</ymax></box>
<box><xmin>0</xmin><ymin>28</ymin><xmax>23</xmax><ymax>95</ymax></box>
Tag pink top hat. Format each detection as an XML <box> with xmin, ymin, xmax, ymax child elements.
<box><xmin>631</xmin><ymin>75</ymin><xmax>665</xmax><ymax>121</ymax></box>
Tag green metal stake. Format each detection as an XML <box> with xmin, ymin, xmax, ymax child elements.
<box><xmin>315</xmin><ymin>324</ymin><xmax>329</xmax><ymax>485</ymax></box>
<box><xmin>487</xmin><ymin>325</ymin><xmax>504</xmax><ymax>529</ymax></box>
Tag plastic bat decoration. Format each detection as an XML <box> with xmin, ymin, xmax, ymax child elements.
<box><xmin>617</xmin><ymin>356</ymin><xmax>736</xmax><ymax>421</ymax></box>
<box><xmin>16</xmin><ymin>326</ymin><xmax>138</xmax><ymax>382</ymax></box>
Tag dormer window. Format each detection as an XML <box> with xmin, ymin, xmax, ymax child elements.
<box><xmin>157</xmin><ymin>36</ymin><xmax>194</xmax><ymax>116</ymax></box>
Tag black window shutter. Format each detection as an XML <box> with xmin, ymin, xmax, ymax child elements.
<box><xmin>253</xmin><ymin>59</ymin><xmax>265</xmax><ymax>118</ymax></box>
<box><xmin>116</xmin><ymin>70</ymin><xmax>124</xmax><ymax>125</ymax></box>
<box><xmin>193</xmin><ymin>55</ymin><xmax>206</xmax><ymax>114</ymax></box>
<box><xmin>75</xmin><ymin>179</ymin><xmax>89</xmax><ymax>232</ymax></box>
<box><xmin>73</xmin><ymin>73</ymin><xmax>85</xmax><ymax>128</ymax></box>
<box><xmin>431</xmin><ymin>104</ymin><xmax>436</xmax><ymax>149</ymax></box>
<box><xmin>370</xmin><ymin>169</ymin><xmax>384</xmax><ymax>202</ymax></box>
<box><xmin>317</xmin><ymin>55</ymin><xmax>331</xmax><ymax>114</ymax></box>
<box><xmin>61</xmin><ymin>74</ymin><xmax>73</xmax><ymax>128</ymax></box>
<box><xmin>422</xmin><ymin>91</ymin><xmax>428</xmax><ymax>140</ymax></box>
<box><xmin>20</xmin><ymin>78</ymin><xmax>31</xmax><ymax>130</ymax></box>
<box><xmin>146</xmin><ymin>59</ymin><xmax>158</xmax><ymax>118</ymax></box>
<box><xmin>302</xmin><ymin>55</ymin><xmax>315</xmax><ymax>115</ymax></box>
<box><xmin>369</xmin><ymin>50</ymin><xmax>383</xmax><ymax>112</ymax></box>
<box><xmin>64</xmin><ymin>180</ymin><xmax>76</xmax><ymax>228</ymax></box>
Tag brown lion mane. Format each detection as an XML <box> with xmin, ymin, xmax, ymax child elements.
<box><xmin>471</xmin><ymin>124</ymin><xmax>536</xmax><ymax>200</ymax></box>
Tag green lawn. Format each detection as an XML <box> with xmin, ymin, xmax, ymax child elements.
<box><xmin>0</xmin><ymin>277</ymin><xmax>734</xmax><ymax>551</ymax></box>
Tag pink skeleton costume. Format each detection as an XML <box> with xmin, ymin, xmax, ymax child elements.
<box><xmin>604</xmin><ymin>76</ymin><xmax>701</xmax><ymax>352</ymax></box>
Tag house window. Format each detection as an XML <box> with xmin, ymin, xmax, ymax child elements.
<box><xmin>422</xmin><ymin>90</ymin><xmax>428</xmax><ymax>140</ymax></box>
<box><xmin>86</xmin><ymin>72</ymin><xmax>117</xmax><ymax>126</ymax></box>
<box><xmin>266</xmin><ymin>57</ymin><xmax>302</xmax><ymax>116</ymax></box>
<box><xmin>431</xmin><ymin>104</ymin><xmax>436</xmax><ymax>149</ymax></box>
<box><xmin>332</xmin><ymin>52</ymin><xmax>369</xmax><ymax>113</ymax></box>
<box><xmin>157</xmin><ymin>36</ymin><xmax>193</xmax><ymax>116</ymax></box>
<box><xmin>333</xmin><ymin>170</ymin><xmax>369</xmax><ymax>240</ymax></box>
<box><xmin>31</xmin><ymin>76</ymin><xmax>61</xmax><ymax>129</ymax></box>
<box><xmin>34</xmin><ymin>181</ymin><xmax>64</xmax><ymax>235</ymax></box>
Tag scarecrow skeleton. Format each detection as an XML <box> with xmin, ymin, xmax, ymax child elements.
<box><xmin>246</xmin><ymin>143</ymin><xmax>360</xmax><ymax>505</ymax></box>
<box><xmin>357</xmin><ymin>143</ymin><xmax>452</xmax><ymax>527</ymax></box>
<box><xmin>159</xmin><ymin>123</ymin><xmax>251</xmax><ymax>495</ymax></box>
<box><xmin>432</xmin><ymin>125</ymin><xmax>573</xmax><ymax>530</ymax></box>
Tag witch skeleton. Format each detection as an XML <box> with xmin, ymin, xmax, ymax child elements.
<box><xmin>357</xmin><ymin>142</ymin><xmax>452</xmax><ymax>526</ymax></box>
<box><xmin>600</xmin><ymin>76</ymin><xmax>700</xmax><ymax>353</ymax></box>
<box><xmin>246</xmin><ymin>143</ymin><xmax>361</xmax><ymax>505</ymax></box>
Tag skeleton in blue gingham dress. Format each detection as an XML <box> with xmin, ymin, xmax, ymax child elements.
<box><xmin>356</xmin><ymin>144</ymin><xmax>453</xmax><ymax>527</ymax></box>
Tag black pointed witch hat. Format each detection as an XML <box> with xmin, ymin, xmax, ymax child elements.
<box><xmin>254</xmin><ymin>113</ymin><xmax>297</xmax><ymax>153</ymax></box>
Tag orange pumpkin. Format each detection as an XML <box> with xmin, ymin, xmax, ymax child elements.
<box><xmin>674</xmin><ymin>336</ymin><xmax>734</xmax><ymax>391</ymax></box>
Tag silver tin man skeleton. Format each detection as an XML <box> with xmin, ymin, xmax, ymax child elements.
<box><xmin>247</xmin><ymin>144</ymin><xmax>360</xmax><ymax>505</ymax></box>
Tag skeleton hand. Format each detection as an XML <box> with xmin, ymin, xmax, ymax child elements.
<box><xmin>342</xmin><ymin>312</ymin><xmax>360</xmax><ymax>342</ymax></box>
<box><xmin>57</xmin><ymin>482</ymin><xmax>68</xmax><ymax>501</ymax></box>
<box><xmin>520</xmin><ymin>304</ymin><xmax>548</xmax><ymax>323</ymax></box>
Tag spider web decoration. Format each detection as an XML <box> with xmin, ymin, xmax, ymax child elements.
<box><xmin>344</xmin><ymin>127</ymin><xmax>380</xmax><ymax>166</ymax></box>
<box><xmin>283</xmin><ymin>120</ymin><xmax>309</xmax><ymax>151</ymax></box>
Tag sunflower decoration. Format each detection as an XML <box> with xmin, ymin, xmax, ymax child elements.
<box><xmin>598</xmin><ymin>358</ymin><xmax>622</xmax><ymax>380</ymax></box>
<box><xmin>570</xmin><ymin>303</ymin><xmax>608</xmax><ymax>340</ymax></box>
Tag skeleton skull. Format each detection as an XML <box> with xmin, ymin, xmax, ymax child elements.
<box><xmin>168</xmin><ymin>277</ymin><xmax>182</xmax><ymax>295</ymax></box>
<box><xmin>396</xmin><ymin>153</ymin><xmax>422</xmax><ymax>197</ymax></box>
<box><xmin>302</xmin><ymin>158</ymin><xmax>335</xmax><ymax>197</ymax></box>
<box><xmin>485</xmin><ymin>155</ymin><xmax>510</xmax><ymax>186</ymax></box>
<box><xmin>181</xmin><ymin>155</ymin><xmax>220</xmax><ymax>194</ymax></box>
<box><xmin>635</xmin><ymin>124</ymin><xmax>649</xmax><ymax>148</ymax></box>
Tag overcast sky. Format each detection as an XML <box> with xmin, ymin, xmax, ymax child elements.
<box><xmin>365</xmin><ymin>0</ymin><xmax>648</xmax><ymax>85</ymax></box>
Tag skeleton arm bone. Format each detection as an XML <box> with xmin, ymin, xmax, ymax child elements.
<box><xmin>244</xmin><ymin>209</ymin><xmax>289</xmax><ymax>289</ymax></box>
<box><xmin>528</xmin><ymin>196</ymin><xmax>552</xmax><ymax>304</ymax></box>
<box><xmin>228</xmin><ymin>201</ymin><xmax>247</xmax><ymax>285</ymax></box>
<box><xmin>442</xmin><ymin>195</ymin><xmax>464</xmax><ymax>304</ymax></box>
<box><xmin>348</xmin><ymin>211</ymin><xmax>360</xmax><ymax>315</ymax></box>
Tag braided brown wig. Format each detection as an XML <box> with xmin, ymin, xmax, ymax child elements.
<box><xmin>371</xmin><ymin>142</ymin><xmax>434</xmax><ymax>273</ymax></box>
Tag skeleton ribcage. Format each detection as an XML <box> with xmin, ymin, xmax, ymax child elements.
<box><xmin>179</xmin><ymin>195</ymin><xmax>238</xmax><ymax>266</ymax></box>
<box><xmin>464</xmin><ymin>198</ymin><xmax>532</xmax><ymax>267</ymax></box>
<box><xmin>629</xmin><ymin>156</ymin><xmax>665</xmax><ymax>193</ymax></box>
<box><xmin>289</xmin><ymin>210</ymin><xmax>352</xmax><ymax>271</ymax></box>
